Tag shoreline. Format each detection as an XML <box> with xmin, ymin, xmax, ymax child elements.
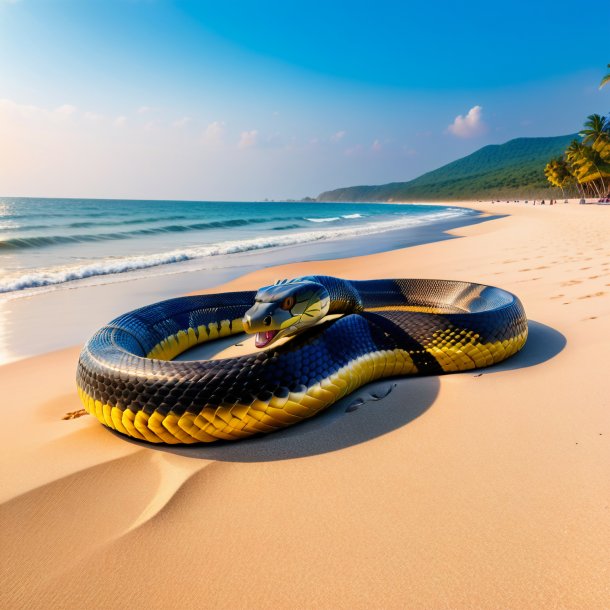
<box><xmin>1</xmin><ymin>200</ymin><xmax>609</xmax><ymax>608</ymax></box>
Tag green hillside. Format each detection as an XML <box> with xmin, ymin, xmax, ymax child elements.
<box><xmin>317</xmin><ymin>134</ymin><xmax>578</xmax><ymax>202</ymax></box>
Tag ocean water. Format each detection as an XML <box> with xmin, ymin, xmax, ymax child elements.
<box><xmin>0</xmin><ymin>198</ymin><xmax>476</xmax><ymax>297</ymax></box>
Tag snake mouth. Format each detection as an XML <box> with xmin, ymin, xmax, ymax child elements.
<box><xmin>255</xmin><ymin>330</ymin><xmax>279</xmax><ymax>348</ymax></box>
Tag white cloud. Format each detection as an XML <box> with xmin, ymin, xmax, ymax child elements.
<box><xmin>55</xmin><ymin>104</ymin><xmax>77</xmax><ymax>117</ymax></box>
<box><xmin>114</xmin><ymin>115</ymin><xmax>127</xmax><ymax>127</ymax></box>
<box><xmin>238</xmin><ymin>129</ymin><xmax>258</xmax><ymax>149</ymax></box>
<box><xmin>137</xmin><ymin>106</ymin><xmax>151</xmax><ymax>114</ymax></box>
<box><xmin>447</xmin><ymin>105</ymin><xmax>486</xmax><ymax>138</ymax></box>
<box><xmin>371</xmin><ymin>139</ymin><xmax>382</xmax><ymax>152</ymax></box>
<box><xmin>84</xmin><ymin>111</ymin><xmax>103</xmax><ymax>122</ymax></box>
<box><xmin>0</xmin><ymin>98</ymin><xmax>78</xmax><ymax>123</ymax></box>
<box><xmin>344</xmin><ymin>144</ymin><xmax>363</xmax><ymax>156</ymax></box>
<box><xmin>203</xmin><ymin>120</ymin><xmax>226</xmax><ymax>145</ymax></box>
<box><xmin>331</xmin><ymin>130</ymin><xmax>346</xmax><ymax>142</ymax></box>
<box><xmin>172</xmin><ymin>116</ymin><xmax>191</xmax><ymax>128</ymax></box>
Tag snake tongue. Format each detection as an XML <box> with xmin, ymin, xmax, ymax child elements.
<box><xmin>255</xmin><ymin>330</ymin><xmax>279</xmax><ymax>348</ymax></box>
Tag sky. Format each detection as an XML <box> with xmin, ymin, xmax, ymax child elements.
<box><xmin>0</xmin><ymin>0</ymin><xmax>609</xmax><ymax>201</ymax></box>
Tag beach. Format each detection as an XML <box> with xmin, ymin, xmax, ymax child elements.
<box><xmin>1</xmin><ymin>200</ymin><xmax>609</xmax><ymax>608</ymax></box>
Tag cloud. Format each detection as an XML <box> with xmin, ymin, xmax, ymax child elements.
<box><xmin>114</xmin><ymin>115</ymin><xmax>127</xmax><ymax>127</ymax></box>
<box><xmin>0</xmin><ymin>98</ymin><xmax>78</xmax><ymax>123</ymax></box>
<box><xmin>371</xmin><ymin>139</ymin><xmax>382</xmax><ymax>152</ymax></box>
<box><xmin>137</xmin><ymin>106</ymin><xmax>151</xmax><ymax>114</ymax></box>
<box><xmin>55</xmin><ymin>104</ymin><xmax>77</xmax><ymax>117</ymax></box>
<box><xmin>344</xmin><ymin>144</ymin><xmax>363</xmax><ymax>156</ymax></box>
<box><xmin>238</xmin><ymin>129</ymin><xmax>258</xmax><ymax>149</ymax></box>
<box><xmin>203</xmin><ymin>120</ymin><xmax>226</xmax><ymax>145</ymax></box>
<box><xmin>447</xmin><ymin>105</ymin><xmax>486</xmax><ymax>138</ymax></box>
<box><xmin>172</xmin><ymin>116</ymin><xmax>191</xmax><ymax>128</ymax></box>
<box><xmin>331</xmin><ymin>130</ymin><xmax>346</xmax><ymax>142</ymax></box>
<box><xmin>84</xmin><ymin>111</ymin><xmax>103</xmax><ymax>122</ymax></box>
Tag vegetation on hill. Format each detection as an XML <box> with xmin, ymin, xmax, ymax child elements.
<box><xmin>544</xmin><ymin>113</ymin><xmax>610</xmax><ymax>198</ymax></box>
<box><xmin>317</xmin><ymin>134</ymin><xmax>576</xmax><ymax>202</ymax></box>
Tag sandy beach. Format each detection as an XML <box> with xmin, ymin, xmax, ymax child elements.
<box><xmin>1</xmin><ymin>200</ymin><xmax>608</xmax><ymax>609</ymax></box>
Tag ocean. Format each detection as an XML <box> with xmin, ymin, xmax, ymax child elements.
<box><xmin>0</xmin><ymin>198</ymin><xmax>477</xmax><ymax>297</ymax></box>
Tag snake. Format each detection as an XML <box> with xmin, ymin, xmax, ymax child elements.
<box><xmin>76</xmin><ymin>276</ymin><xmax>528</xmax><ymax>444</ymax></box>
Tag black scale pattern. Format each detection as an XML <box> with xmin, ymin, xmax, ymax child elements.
<box><xmin>76</xmin><ymin>277</ymin><xmax>527</xmax><ymax>443</ymax></box>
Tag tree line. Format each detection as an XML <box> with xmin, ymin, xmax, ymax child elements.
<box><xmin>544</xmin><ymin>66</ymin><xmax>610</xmax><ymax>199</ymax></box>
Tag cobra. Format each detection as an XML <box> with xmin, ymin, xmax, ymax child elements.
<box><xmin>76</xmin><ymin>276</ymin><xmax>527</xmax><ymax>443</ymax></box>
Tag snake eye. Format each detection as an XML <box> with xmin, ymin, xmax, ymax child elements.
<box><xmin>280</xmin><ymin>296</ymin><xmax>295</xmax><ymax>311</ymax></box>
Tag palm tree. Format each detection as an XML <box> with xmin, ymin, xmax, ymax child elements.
<box><xmin>600</xmin><ymin>64</ymin><xmax>610</xmax><ymax>90</ymax></box>
<box><xmin>566</xmin><ymin>140</ymin><xmax>602</xmax><ymax>197</ymax></box>
<box><xmin>544</xmin><ymin>157</ymin><xmax>574</xmax><ymax>198</ymax></box>
<box><xmin>580</xmin><ymin>114</ymin><xmax>608</xmax><ymax>145</ymax></box>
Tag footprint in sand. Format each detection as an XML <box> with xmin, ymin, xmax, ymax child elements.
<box><xmin>62</xmin><ymin>409</ymin><xmax>88</xmax><ymax>420</ymax></box>
<box><xmin>550</xmin><ymin>294</ymin><xmax>564</xmax><ymax>299</ymax></box>
<box><xmin>561</xmin><ymin>279</ymin><xmax>582</xmax><ymax>287</ymax></box>
<box><xmin>578</xmin><ymin>292</ymin><xmax>605</xmax><ymax>300</ymax></box>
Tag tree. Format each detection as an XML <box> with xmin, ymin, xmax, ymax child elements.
<box><xmin>579</xmin><ymin>114</ymin><xmax>608</xmax><ymax>145</ymax></box>
<box><xmin>565</xmin><ymin>140</ymin><xmax>602</xmax><ymax>197</ymax></box>
<box><xmin>544</xmin><ymin>157</ymin><xmax>574</xmax><ymax>198</ymax></box>
<box><xmin>544</xmin><ymin>112</ymin><xmax>610</xmax><ymax>198</ymax></box>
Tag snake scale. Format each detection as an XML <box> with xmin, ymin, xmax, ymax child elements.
<box><xmin>76</xmin><ymin>276</ymin><xmax>528</xmax><ymax>443</ymax></box>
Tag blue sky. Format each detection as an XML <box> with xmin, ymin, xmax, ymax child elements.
<box><xmin>0</xmin><ymin>0</ymin><xmax>608</xmax><ymax>200</ymax></box>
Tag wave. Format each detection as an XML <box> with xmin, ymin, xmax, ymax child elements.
<box><xmin>0</xmin><ymin>216</ymin><xmax>299</xmax><ymax>250</ymax></box>
<box><xmin>0</xmin><ymin>208</ymin><xmax>473</xmax><ymax>294</ymax></box>
<box><xmin>305</xmin><ymin>213</ymin><xmax>363</xmax><ymax>223</ymax></box>
<box><xmin>305</xmin><ymin>217</ymin><xmax>341</xmax><ymax>223</ymax></box>
<box><xmin>272</xmin><ymin>223</ymin><xmax>302</xmax><ymax>231</ymax></box>
<box><xmin>0</xmin><ymin>210</ymin><xmax>134</xmax><ymax>221</ymax></box>
<box><xmin>65</xmin><ymin>214</ymin><xmax>190</xmax><ymax>229</ymax></box>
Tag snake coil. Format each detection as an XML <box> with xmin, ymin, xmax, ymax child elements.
<box><xmin>76</xmin><ymin>276</ymin><xmax>527</xmax><ymax>443</ymax></box>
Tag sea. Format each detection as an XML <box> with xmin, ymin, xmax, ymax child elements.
<box><xmin>0</xmin><ymin>198</ymin><xmax>484</xmax><ymax>363</ymax></box>
<box><xmin>0</xmin><ymin>198</ymin><xmax>478</xmax><ymax>297</ymax></box>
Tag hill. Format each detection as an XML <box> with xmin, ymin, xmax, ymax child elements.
<box><xmin>317</xmin><ymin>134</ymin><xmax>577</xmax><ymax>202</ymax></box>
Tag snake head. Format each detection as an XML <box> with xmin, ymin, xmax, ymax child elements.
<box><xmin>242</xmin><ymin>278</ymin><xmax>330</xmax><ymax>348</ymax></box>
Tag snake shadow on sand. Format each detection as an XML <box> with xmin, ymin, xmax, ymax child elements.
<box><xmin>117</xmin><ymin>320</ymin><xmax>565</xmax><ymax>462</ymax></box>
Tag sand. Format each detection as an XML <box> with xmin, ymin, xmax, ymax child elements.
<box><xmin>1</xmin><ymin>201</ymin><xmax>608</xmax><ymax>609</ymax></box>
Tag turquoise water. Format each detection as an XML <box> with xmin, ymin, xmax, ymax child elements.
<box><xmin>0</xmin><ymin>198</ymin><xmax>475</xmax><ymax>295</ymax></box>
